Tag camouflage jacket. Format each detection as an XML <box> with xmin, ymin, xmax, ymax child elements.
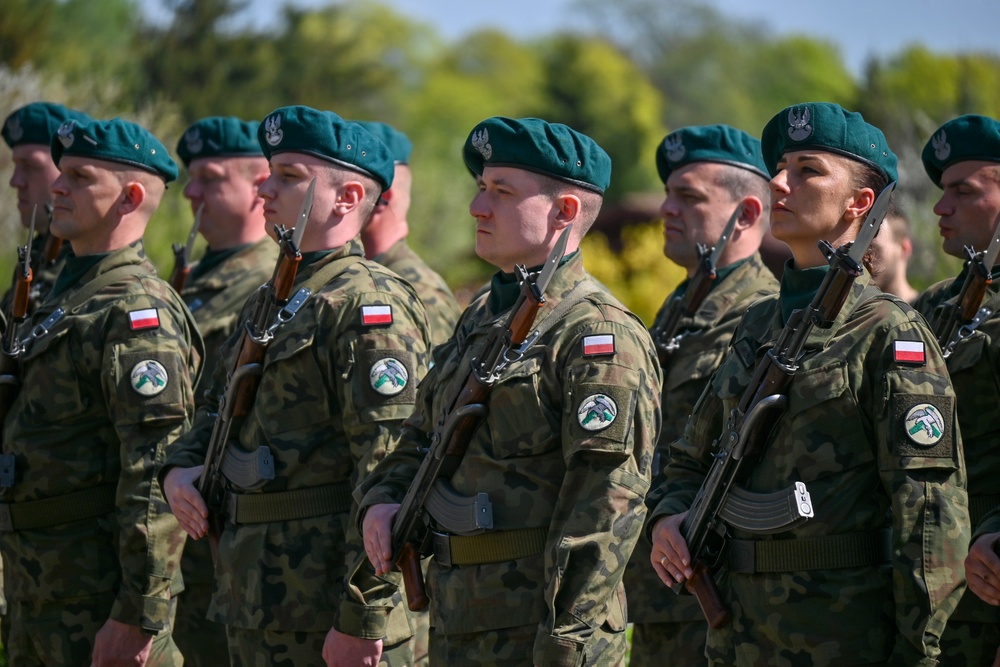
<box><xmin>651</xmin><ymin>273</ymin><xmax>968</xmax><ymax>666</ymax></box>
<box><xmin>373</xmin><ymin>238</ymin><xmax>461</xmax><ymax>347</ymax></box>
<box><xmin>0</xmin><ymin>240</ymin><xmax>202</xmax><ymax>633</ymax></box>
<box><xmin>625</xmin><ymin>252</ymin><xmax>777</xmax><ymax>625</ymax></box>
<box><xmin>182</xmin><ymin>238</ymin><xmax>278</xmax><ymax>406</ymax></box>
<box><xmin>916</xmin><ymin>272</ymin><xmax>1000</xmax><ymax>624</ymax></box>
<box><xmin>1</xmin><ymin>230</ymin><xmax>70</xmax><ymax>324</ymax></box>
<box><xmin>346</xmin><ymin>253</ymin><xmax>662</xmax><ymax>667</ymax></box>
<box><xmin>165</xmin><ymin>237</ymin><xmax>431</xmax><ymax>634</ymax></box>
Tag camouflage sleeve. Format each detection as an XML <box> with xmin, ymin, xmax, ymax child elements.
<box><xmin>873</xmin><ymin>315</ymin><xmax>969</xmax><ymax>665</ymax></box>
<box><xmin>101</xmin><ymin>299</ymin><xmax>198</xmax><ymax>632</ymax></box>
<box><xmin>533</xmin><ymin>321</ymin><xmax>661</xmax><ymax>666</ymax></box>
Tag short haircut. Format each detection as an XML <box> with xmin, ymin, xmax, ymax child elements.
<box><xmin>325</xmin><ymin>167</ymin><xmax>382</xmax><ymax>220</ymax></box>
<box><xmin>536</xmin><ymin>173</ymin><xmax>604</xmax><ymax>236</ymax></box>
<box><xmin>715</xmin><ymin>165</ymin><xmax>771</xmax><ymax>217</ymax></box>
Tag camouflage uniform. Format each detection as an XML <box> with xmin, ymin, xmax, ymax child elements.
<box><xmin>651</xmin><ymin>271</ymin><xmax>968</xmax><ymax>666</ymax></box>
<box><xmin>373</xmin><ymin>238</ymin><xmax>461</xmax><ymax>348</ymax></box>
<box><xmin>348</xmin><ymin>253</ymin><xmax>662</xmax><ymax>666</ymax></box>
<box><xmin>0</xmin><ymin>240</ymin><xmax>201</xmax><ymax>666</ymax></box>
<box><xmin>166</xmin><ymin>237</ymin><xmax>430</xmax><ymax>666</ymax></box>
<box><xmin>174</xmin><ymin>237</ymin><xmax>277</xmax><ymax>667</ymax></box>
<box><xmin>915</xmin><ymin>271</ymin><xmax>1000</xmax><ymax>665</ymax></box>
<box><xmin>625</xmin><ymin>253</ymin><xmax>777</xmax><ymax>666</ymax></box>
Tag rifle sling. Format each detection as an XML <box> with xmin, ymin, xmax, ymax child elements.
<box><xmin>432</xmin><ymin>527</ymin><xmax>547</xmax><ymax>567</ymax></box>
<box><xmin>225</xmin><ymin>481</ymin><xmax>352</xmax><ymax>524</ymax></box>
<box><xmin>0</xmin><ymin>483</ymin><xmax>116</xmax><ymax>532</ymax></box>
<box><xmin>727</xmin><ymin>528</ymin><xmax>891</xmax><ymax>574</ymax></box>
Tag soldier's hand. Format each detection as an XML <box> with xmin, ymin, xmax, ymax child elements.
<box><xmin>966</xmin><ymin>532</ymin><xmax>1000</xmax><ymax>605</ymax></box>
<box><xmin>650</xmin><ymin>511</ymin><xmax>693</xmax><ymax>586</ymax></box>
<box><xmin>163</xmin><ymin>465</ymin><xmax>209</xmax><ymax>539</ymax></box>
<box><xmin>91</xmin><ymin>618</ymin><xmax>153</xmax><ymax>666</ymax></box>
<box><xmin>363</xmin><ymin>503</ymin><xmax>400</xmax><ymax>576</ymax></box>
<box><xmin>323</xmin><ymin>627</ymin><xmax>383</xmax><ymax>667</ymax></box>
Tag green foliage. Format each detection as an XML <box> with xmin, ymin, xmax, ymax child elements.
<box><xmin>0</xmin><ymin>0</ymin><xmax>56</xmax><ymax>69</ymax></box>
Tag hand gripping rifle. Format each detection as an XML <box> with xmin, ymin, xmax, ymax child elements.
<box><xmin>654</xmin><ymin>205</ymin><xmax>741</xmax><ymax>366</ymax></box>
<box><xmin>675</xmin><ymin>183</ymin><xmax>895</xmax><ymax>629</ymax></box>
<box><xmin>169</xmin><ymin>203</ymin><xmax>203</xmax><ymax>293</ymax></box>
<box><xmin>197</xmin><ymin>181</ymin><xmax>314</xmax><ymax>552</ymax></box>
<box><xmin>0</xmin><ymin>207</ymin><xmax>37</xmax><ymax>429</ymax></box>
<box><xmin>931</xmin><ymin>211</ymin><xmax>1000</xmax><ymax>358</ymax></box>
<box><xmin>388</xmin><ymin>226</ymin><xmax>572</xmax><ymax>612</ymax></box>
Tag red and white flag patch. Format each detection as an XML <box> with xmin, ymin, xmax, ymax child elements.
<box><xmin>582</xmin><ymin>334</ymin><xmax>615</xmax><ymax>357</ymax></box>
<box><xmin>893</xmin><ymin>340</ymin><xmax>925</xmax><ymax>365</ymax></box>
<box><xmin>362</xmin><ymin>305</ymin><xmax>393</xmax><ymax>326</ymax></box>
<box><xmin>129</xmin><ymin>308</ymin><xmax>160</xmax><ymax>330</ymax></box>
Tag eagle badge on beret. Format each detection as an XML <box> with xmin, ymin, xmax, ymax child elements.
<box><xmin>787</xmin><ymin>107</ymin><xmax>813</xmax><ymax>142</ymax></box>
<box><xmin>577</xmin><ymin>393</ymin><xmax>618</xmax><ymax>432</ymax></box>
<box><xmin>130</xmin><ymin>359</ymin><xmax>169</xmax><ymax>397</ymax></box>
<box><xmin>57</xmin><ymin>120</ymin><xmax>77</xmax><ymax>148</ymax></box>
<box><xmin>664</xmin><ymin>133</ymin><xmax>685</xmax><ymax>163</ymax></box>
<box><xmin>931</xmin><ymin>130</ymin><xmax>951</xmax><ymax>161</ymax></box>
<box><xmin>264</xmin><ymin>113</ymin><xmax>283</xmax><ymax>147</ymax></box>
<box><xmin>184</xmin><ymin>128</ymin><xmax>203</xmax><ymax>155</ymax></box>
<box><xmin>6</xmin><ymin>115</ymin><xmax>23</xmax><ymax>143</ymax></box>
<box><xmin>471</xmin><ymin>128</ymin><xmax>492</xmax><ymax>160</ymax></box>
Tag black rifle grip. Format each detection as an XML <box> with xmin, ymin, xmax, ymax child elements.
<box><xmin>687</xmin><ymin>561</ymin><xmax>731</xmax><ymax>629</ymax></box>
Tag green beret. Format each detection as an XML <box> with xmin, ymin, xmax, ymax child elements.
<box><xmin>761</xmin><ymin>102</ymin><xmax>897</xmax><ymax>183</ymax></box>
<box><xmin>656</xmin><ymin>124</ymin><xmax>768</xmax><ymax>182</ymax></box>
<box><xmin>51</xmin><ymin>117</ymin><xmax>178</xmax><ymax>183</ymax></box>
<box><xmin>922</xmin><ymin>115</ymin><xmax>1000</xmax><ymax>187</ymax></box>
<box><xmin>3</xmin><ymin>102</ymin><xmax>90</xmax><ymax>149</ymax></box>
<box><xmin>354</xmin><ymin>121</ymin><xmax>412</xmax><ymax>165</ymax></box>
<box><xmin>258</xmin><ymin>105</ymin><xmax>394</xmax><ymax>192</ymax></box>
<box><xmin>463</xmin><ymin>117</ymin><xmax>611</xmax><ymax>194</ymax></box>
<box><xmin>176</xmin><ymin>116</ymin><xmax>262</xmax><ymax>167</ymax></box>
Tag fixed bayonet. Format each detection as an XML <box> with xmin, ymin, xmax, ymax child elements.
<box><xmin>706</xmin><ymin>205</ymin><xmax>741</xmax><ymax>268</ymax></box>
<box><xmin>290</xmin><ymin>178</ymin><xmax>316</xmax><ymax>250</ymax></box>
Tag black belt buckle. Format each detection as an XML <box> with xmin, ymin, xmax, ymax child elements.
<box><xmin>0</xmin><ymin>454</ymin><xmax>14</xmax><ymax>489</ymax></box>
<box><xmin>432</xmin><ymin>531</ymin><xmax>452</xmax><ymax>568</ymax></box>
<box><xmin>0</xmin><ymin>504</ymin><xmax>13</xmax><ymax>532</ymax></box>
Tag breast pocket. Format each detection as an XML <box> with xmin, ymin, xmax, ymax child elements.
<box><xmin>946</xmin><ymin>333</ymin><xmax>1000</xmax><ymax>441</ymax></box>
<box><xmin>19</xmin><ymin>326</ymin><xmax>85</xmax><ymax>423</ymax></box>
<box><xmin>256</xmin><ymin>329</ymin><xmax>331</xmax><ymax>435</ymax></box>
<box><xmin>486</xmin><ymin>356</ymin><xmax>557</xmax><ymax>459</ymax></box>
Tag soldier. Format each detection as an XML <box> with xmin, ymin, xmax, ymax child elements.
<box><xmin>0</xmin><ymin>117</ymin><xmax>201</xmax><ymax>665</ymax></box>
<box><xmin>625</xmin><ymin>124</ymin><xmax>777</xmax><ymax>665</ymax></box>
<box><xmin>2</xmin><ymin>101</ymin><xmax>90</xmax><ymax>315</ymax></box>
<box><xmin>162</xmin><ymin>105</ymin><xmax>431</xmax><ymax>666</ymax></box>
<box><xmin>329</xmin><ymin>116</ymin><xmax>662</xmax><ymax>666</ymax></box>
<box><xmin>650</xmin><ymin>102</ymin><xmax>968</xmax><ymax>665</ymax></box>
<box><xmin>914</xmin><ymin>114</ymin><xmax>1000</xmax><ymax>665</ymax></box>
<box><xmin>356</xmin><ymin>121</ymin><xmax>462</xmax><ymax>348</ymax></box>
<box><xmin>871</xmin><ymin>211</ymin><xmax>918</xmax><ymax>304</ymax></box>
<box><xmin>171</xmin><ymin>115</ymin><xmax>277</xmax><ymax>667</ymax></box>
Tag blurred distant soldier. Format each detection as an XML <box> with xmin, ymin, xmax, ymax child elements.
<box><xmin>871</xmin><ymin>210</ymin><xmax>918</xmax><ymax>304</ymax></box>
<box><xmin>2</xmin><ymin>101</ymin><xmax>90</xmax><ymax>315</ymax></box>
<box><xmin>171</xmin><ymin>115</ymin><xmax>277</xmax><ymax>667</ymax></box>
<box><xmin>916</xmin><ymin>114</ymin><xmax>1000</xmax><ymax>666</ymax></box>
<box><xmin>2</xmin><ymin>117</ymin><xmax>201</xmax><ymax>666</ymax></box>
<box><xmin>625</xmin><ymin>124</ymin><xmax>777</xmax><ymax>666</ymax></box>
<box><xmin>356</xmin><ymin>121</ymin><xmax>461</xmax><ymax>347</ymax></box>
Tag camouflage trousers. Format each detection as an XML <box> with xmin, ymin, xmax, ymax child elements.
<box><xmin>429</xmin><ymin>621</ymin><xmax>626</xmax><ymax>666</ymax></box>
<box><xmin>939</xmin><ymin>618</ymin><xmax>1000</xmax><ymax>666</ymax></box>
<box><xmin>174</xmin><ymin>581</ymin><xmax>228</xmax><ymax>667</ymax></box>
<box><xmin>6</xmin><ymin>591</ymin><xmax>181</xmax><ymax>666</ymax></box>
<box><xmin>226</xmin><ymin>625</ymin><xmax>413</xmax><ymax>667</ymax></box>
<box><xmin>629</xmin><ymin>620</ymin><xmax>707</xmax><ymax>666</ymax></box>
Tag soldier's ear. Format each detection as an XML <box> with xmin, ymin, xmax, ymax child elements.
<box><xmin>738</xmin><ymin>196</ymin><xmax>763</xmax><ymax>229</ymax></box>
<box><xmin>118</xmin><ymin>182</ymin><xmax>146</xmax><ymax>215</ymax></box>
<box><xmin>553</xmin><ymin>193</ymin><xmax>581</xmax><ymax>227</ymax></box>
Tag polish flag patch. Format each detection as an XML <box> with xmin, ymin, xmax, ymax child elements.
<box><xmin>362</xmin><ymin>305</ymin><xmax>393</xmax><ymax>326</ymax></box>
<box><xmin>893</xmin><ymin>340</ymin><xmax>925</xmax><ymax>365</ymax></box>
<box><xmin>582</xmin><ymin>334</ymin><xmax>615</xmax><ymax>357</ymax></box>
<box><xmin>128</xmin><ymin>308</ymin><xmax>160</xmax><ymax>331</ymax></box>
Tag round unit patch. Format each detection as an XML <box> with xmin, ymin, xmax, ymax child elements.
<box><xmin>577</xmin><ymin>393</ymin><xmax>618</xmax><ymax>432</ymax></box>
<box><xmin>130</xmin><ymin>360</ymin><xmax>169</xmax><ymax>397</ymax></box>
<box><xmin>369</xmin><ymin>358</ymin><xmax>408</xmax><ymax>396</ymax></box>
<box><xmin>904</xmin><ymin>403</ymin><xmax>945</xmax><ymax>446</ymax></box>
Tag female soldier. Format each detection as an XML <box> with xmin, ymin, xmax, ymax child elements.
<box><xmin>648</xmin><ymin>102</ymin><xmax>969</xmax><ymax>666</ymax></box>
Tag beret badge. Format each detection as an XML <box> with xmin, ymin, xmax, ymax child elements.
<box><xmin>664</xmin><ymin>133</ymin><xmax>685</xmax><ymax>164</ymax></box>
<box><xmin>6</xmin><ymin>116</ymin><xmax>23</xmax><ymax>143</ymax></box>
<box><xmin>787</xmin><ymin>107</ymin><xmax>813</xmax><ymax>141</ymax></box>
<box><xmin>57</xmin><ymin>120</ymin><xmax>77</xmax><ymax>148</ymax></box>
<box><xmin>932</xmin><ymin>130</ymin><xmax>951</xmax><ymax>161</ymax></box>
<box><xmin>471</xmin><ymin>128</ymin><xmax>492</xmax><ymax>160</ymax></box>
<box><xmin>264</xmin><ymin>114</ymin><xmax>283</xmax><ymax>147</ymax></box>
<box><xmin>184</xmin><ymin>128</ymin><xmax>203</xmax><ymax>155</ymax></box>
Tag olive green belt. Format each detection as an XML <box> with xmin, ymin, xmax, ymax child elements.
<box><xmin>727</xmin><ymin>529</ymin><xmax>891</xmax><ymax>574</ymax></box>
<box><xmin>225</xmin><ymin>481</ymin><xmax>352</xmax><ymax>525</ymax></box>
<box><xmin>432</xmin><ymin>527</ymin><xmax>547</xmax><ymax>567</ymax></box>
<box><xmin>970</xmin><ymin>494</ymin><xmax>1000</xmax><ymax>528</ymax></box>
<box><xmin>0</xmin><ymin>483</ymin><xmax>116</xmax><ymax>532</ymax></box>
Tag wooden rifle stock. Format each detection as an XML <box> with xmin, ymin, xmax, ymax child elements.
<box><xmin>41</xmin><ymin>234</ymin><xmax>63</xmax><ymax>267</ymax></box>
<box><xmin>0</xmin><ymin>214</ymin><xmax>36</xmax><ymax>427</ymax></box>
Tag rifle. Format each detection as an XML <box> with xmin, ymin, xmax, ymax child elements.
<box><xmin>388</xmin><ymin>226</ymin><xmax>572</xmax><ymax>612</ymax></box>
<box><xmin>931</xmin><ymin>211</ymin><xmax>1000</xmax><ymax>358</ymax></box>
<box><xmin>40</xmin><ymin>207</ymin><xmax>63</xmax><ymax>268</ymax></box>
<box><xmin>654</xmin><ymin>205</ymin><xmax>741</xmax><ymax>366</ymax></box>
<box><xmin>674</xmin><ymin>182</ymin><xmax>895</xmax><ymax>629</ymax></box>
<box><xmin>0</xmin><ymin>208</ymin><xmax>37</xmax><ymax>429</ymax></box>
<box><xmin>169</xmin><ymin>203</ymin><xmax>203</xmax><ymax>293</ymax></box>
<box><xmin>197</xmin><ymin>182</ymin><xmax>314</xmax><ymax>552</ymax></box>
